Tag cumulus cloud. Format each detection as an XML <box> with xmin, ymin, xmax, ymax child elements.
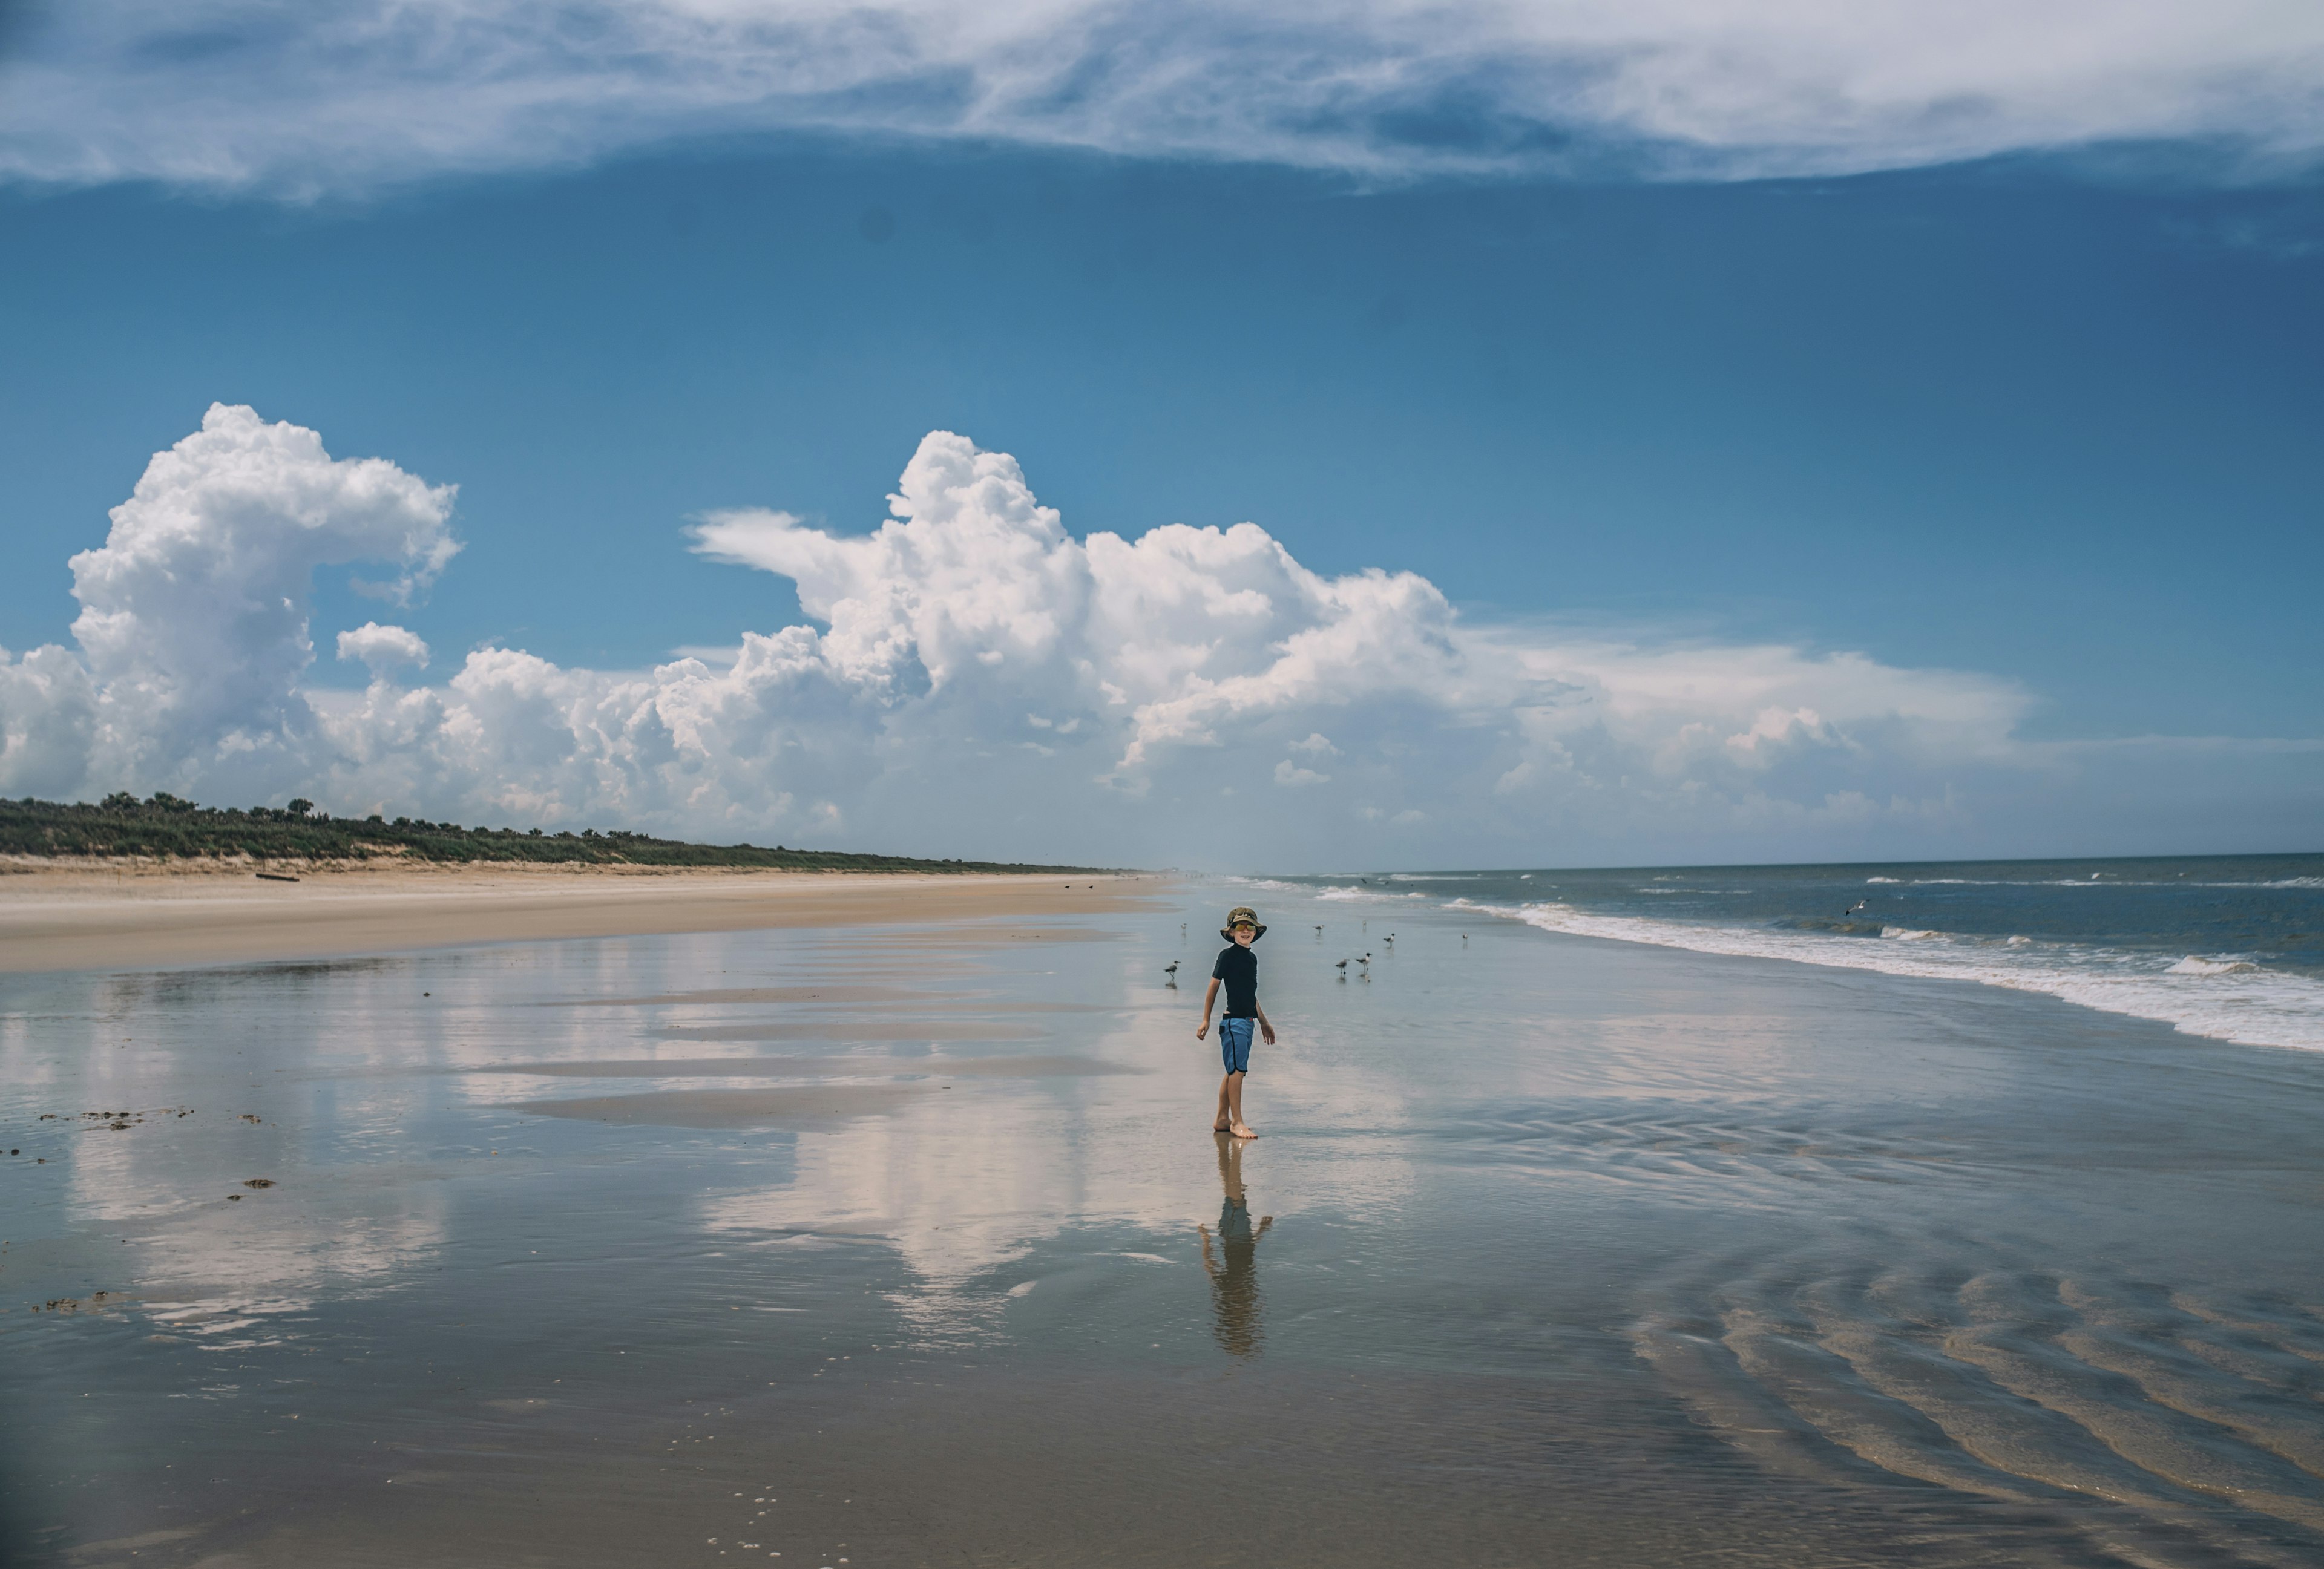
<box><xmin>6</xmin><ymin>404</ymin><xmax>459</xmax><ymax>800</ymax></box>
<box><xmin>337</xmin><ymin>622</ymin><xmax>431</xmax><ymax>678</ymax></box>
<box><xmin>3</xmin><ymin>406</ymin><xmax>2317</xmax><ymax>866</ymax></box>
<box><xmin>4</xmin><ymin>2</ymin><xmax>2322</xmax><ymax>195</ymax></box>
<box><xmin>0</xmin><ymin>641</ymin><xmax>97</xmax><ymax>797</ymax></box>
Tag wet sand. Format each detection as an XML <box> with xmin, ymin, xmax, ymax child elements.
<box><xmin>520</xmin><ymin>1082</ymin><xmax>947</xmax><ymax>1126</ymax></box>
<box><xmin>5</xmin><ymin>883</ymin><xmax>2324</xmax><ymax>1567</ymax></box>
<box><xmin>0</xmin><ymin>860</ymin><xmax>1147</xmax><ymax>973</ymax></box>
<box><xmin>482</xmin><ymin>1053</ymin><xmax>1142</xmax><ymax>1078</ymax></box>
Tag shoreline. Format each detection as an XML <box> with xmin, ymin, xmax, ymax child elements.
<box><xmin>0</xmin><ymin>860</ymin><xmax>1161</xmax><ymax>974</ymax></box>
<box><xmin>1450</xmin><ymin>896</ymin><xmax>2323</xmax><ymax>1055</ymax></box>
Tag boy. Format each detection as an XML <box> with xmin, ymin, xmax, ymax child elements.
<box><xmin>1196</xmin><ymin>906</ymin><xmax>1276</xmax><ymax>1139</ymax></box>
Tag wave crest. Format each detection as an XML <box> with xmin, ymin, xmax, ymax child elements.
<box><xmin>1462</xmin><ymin>901</ymin><xmax>2324</xmax><ymax>1053</ymax></box>
<box><xmin>2167</xmin><ymin>956</ymin><xmax>2263</xmax><ymax>976</ymax></box>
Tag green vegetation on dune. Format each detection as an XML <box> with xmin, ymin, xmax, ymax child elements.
<box><xmin>0</xmin><ymin>794</ymin><xmax>1105</xmax><ymax>874</ymax></box>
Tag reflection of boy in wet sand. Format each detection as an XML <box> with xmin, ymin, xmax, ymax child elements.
<box><xmin>1196</xmin><ymin>906</ymin><xmax>1275</xmax><ymax>1139</ymax></box>
<box><xmin>1198</xmin><ymin>1132</ymin><xmax>1273</xmax><ymax>1358</ymax></box>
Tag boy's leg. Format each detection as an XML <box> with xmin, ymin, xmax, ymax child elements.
<box><xmin>1214</xmin><ymin>1017</ymin><xmax>1247</xmax><ymax>1130</ymax></box>
<box><xmin>1226</xmin><ymin>1070</ymin><xmax>1255</xmax><ymax>1139</ymax></box>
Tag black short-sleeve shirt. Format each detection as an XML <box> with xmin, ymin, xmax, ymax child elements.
<box><xmin>1212</xmin><ymin>944</ymin><xmax>1258</xmax><ymax>1018</ymax></box>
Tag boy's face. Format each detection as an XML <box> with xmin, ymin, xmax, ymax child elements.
<box><xmin>1230</xmin><ymin>923</ymin><xmax>1256</xmax><ymax>946</ymax></box>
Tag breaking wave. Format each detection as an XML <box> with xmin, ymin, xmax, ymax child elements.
<box><xmin>1450</xmin><ymin>899</ymin><xmax>2324</xmax><ymax>1053</ymax></box>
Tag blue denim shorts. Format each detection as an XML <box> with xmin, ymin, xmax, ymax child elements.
<box><xmin>1218</xmin><ymin>1015</ymin><xmax>1255</xmax><ymax>1075</ymax></box>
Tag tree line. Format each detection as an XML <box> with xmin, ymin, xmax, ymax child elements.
<box><xmin>0</xmin><ymin>793</ymin><xmax>1103</xmax><ymax>874</ymax></box>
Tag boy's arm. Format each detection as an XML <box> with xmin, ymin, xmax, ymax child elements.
<box><xmin>1254</xmin><ymin>999</ymin><xmax>1276</xmax><ymax>1044</ymax></box>
<box><xmin>1197</xmin><ymin>977</ymin><xmax>1220</xmax><ymax>1037</ymax></box>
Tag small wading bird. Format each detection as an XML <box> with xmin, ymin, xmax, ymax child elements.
<box><xmin>1334</xmin><ymin>959</ymin><xmax>1348</xmax><ymax>977</ymax></box>
<box><xmin>1846</xmin><ymin>900</ymin><xmax>1868</xmax><ymax>916</ymax></box>
<box><xmin>1164</xmin><ymin>961</ymin><xmax>1180</xmax><ymax>978</ymax></box>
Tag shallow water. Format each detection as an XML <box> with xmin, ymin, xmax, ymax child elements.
<box><xmin>5</xmin><ymin>887</ymin><xmax>2324</xmax><ymax>1566</ymax></box>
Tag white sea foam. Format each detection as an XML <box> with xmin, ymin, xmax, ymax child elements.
<box><xmin>1314</xmin><ymin>886</ymin><xmax>1428</xmax><ymax>903</ymax></box>
<box><xmin>2167</xmin><ymin>956</ymin><xmax>2262</xmax><ymax>976</ymax></box>
<box><xmin>1895</xmin><ymin>876</ymin><xmax>2324</xmax><ymax>889</ymax></box>
<box><xmin>1904</xmin><ymin>877</ymin><xmax>2122</xmax><ymax>887</ymax></box>
<box><xmin>1452</xmin><ymin>900</ymin><xmax>2324</xmax><ymax>1053</ymax></box>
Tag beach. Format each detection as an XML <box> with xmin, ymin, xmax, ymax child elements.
<box><xmin>5</xmin><ymin>876</ymin><xmax>2324</xmax><ymax>1567</ymax></box>
<box><xmin>0</xmin><ymin>860</ymin><xmax>1148</xmax><ymax>974</ymax></box>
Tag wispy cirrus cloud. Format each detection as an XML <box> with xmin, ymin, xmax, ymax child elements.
<box><xmin>4</xmin><ymin>404</ymin><xmax>2316</xmax><ymax>866</ymax></box>
<box><xmin>4</xmin><ymin>2</ymin><xmax>2322</xmax><ymax>196</ymax></box>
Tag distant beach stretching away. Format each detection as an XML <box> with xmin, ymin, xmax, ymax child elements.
<box><xmin>5</xmin><ymin>856</ymin><xmax>2324</xmax><ymax>1567</ymax></box>
<box><xmin>0</xmin><ymin>860</ymin><xmax>1147</xmax><ymax>974</ymax></box>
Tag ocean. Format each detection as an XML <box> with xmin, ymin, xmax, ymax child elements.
<box><xmin>1248</xmin><ymin>852</ymin><xmax>2324</xmax><ymax>1053</ymax></box>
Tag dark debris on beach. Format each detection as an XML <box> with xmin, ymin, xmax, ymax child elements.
<box><xmin>64</xmin><ymin>1106</ymin><xmax>196</xmax><ymax>1131</ymax></box>
<box><xmin>31</xmin><ymin>1290</ymin><xmax>120</xmax><ymax>1315</ymax></box>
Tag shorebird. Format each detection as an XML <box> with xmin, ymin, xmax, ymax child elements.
<box><xmin>1163</xmin><ymin>961</ymin><xmax>1179</xmax><ymax>977</ymax></box>
<box><xmin>1334</xmin><ymin>959</ymin><xmax>1348</xmax><ymax>977</ymax></box>
<box><xmin>1846</xmin><ymin>900</ymin><xmax>1867</xmax><ymax>916</ymax></box>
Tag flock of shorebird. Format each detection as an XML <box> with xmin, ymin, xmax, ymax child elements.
<box><xmin>1161</xmin><ymin>923</ymin><xmax>1466</xmax><ymax>984</ymax></box>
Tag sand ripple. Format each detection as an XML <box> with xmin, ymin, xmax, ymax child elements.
<box><xmin>1637</xmin><ymin>1264</ymin><xmax>2324</xmax><ymax>1565</ymax></box>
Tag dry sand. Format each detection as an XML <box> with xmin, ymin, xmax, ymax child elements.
<box><xmin>0</xmin><ymin>857</ymin><xmax>1159</xmax><ymax>973</ymax></box>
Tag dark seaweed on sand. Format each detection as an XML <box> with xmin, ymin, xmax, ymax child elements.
<box><xmin>0</xmin><ymin>793</ymin><xmax>1111</xmax><ymax>874</ymax></box>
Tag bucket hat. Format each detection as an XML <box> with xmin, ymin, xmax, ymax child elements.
<box><xmin>1220</xmin><ymin>906</ymin><xmax>1267</xmax><ymax>940</ymax></box>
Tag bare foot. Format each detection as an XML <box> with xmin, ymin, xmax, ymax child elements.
<box><xmin>1230</xmin><ymin>1122</ymin><xmax>1258</xmax><ymax>1139</ymax></box>
<box><xmin>1212</xmin><ymin>1120</ymin><xmax>1231</xmax><ymax>1133</ymax></box>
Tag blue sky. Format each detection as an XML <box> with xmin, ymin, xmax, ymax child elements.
<box><xmin>2</xmin><ymin>3</ymin><xmax>2320</xmax><ymax>867</ymax></box>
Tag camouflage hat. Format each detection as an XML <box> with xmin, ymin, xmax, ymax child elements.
<box><xmin>1219</xmin><ymin>906</ymin><xmax>1267</xmax><ymax>940</ymax></box>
